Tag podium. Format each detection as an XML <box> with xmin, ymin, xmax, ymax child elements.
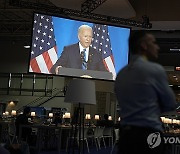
<box><xmin>58</xmin><ymin>67</ymin><xmax>113</xmax><ymax>80</ymax></box>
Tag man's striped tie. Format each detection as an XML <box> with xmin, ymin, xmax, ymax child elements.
<box><xmin>82</xmin><ymin>48</ymin><xmax>87</xmax><ymax>70</ymax></box>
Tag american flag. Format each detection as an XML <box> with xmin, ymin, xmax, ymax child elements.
<box><xmin>91</xmin><ymin>24</ymin><xmax>116</xmax><ymax>79</ymax></box>
<box><xmin>29</xmin><ymin>14</ymin><xmax>58</xmax><ymax>74</ymax></box>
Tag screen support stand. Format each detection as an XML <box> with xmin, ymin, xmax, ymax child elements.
<box><xmin>68</xmin><ymin>103</ymin><xmax>85</xmax><ymax>154</ymax></box>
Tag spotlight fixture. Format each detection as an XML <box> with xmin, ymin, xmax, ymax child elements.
<box><xmin>81</xmin><ymin>0</ymin><xmax>108</xmax><ymax>13</ymax></box>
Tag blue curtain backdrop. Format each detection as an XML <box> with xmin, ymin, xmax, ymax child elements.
<box><xmin>52</xmin><ymin>17</ymin><xmax>130</xmax><ymax>73</ymax></box>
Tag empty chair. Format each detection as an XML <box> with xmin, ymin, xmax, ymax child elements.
<box><xmin>111</xmin><ymin>128</ymin><xmax>119</xmax><ymax>154</ymax></box>
<box><xmin>92</xmin><ymin>126</ymin><xmax>106</xmax><ymax>150</ymax></box>
<box><xmin>66</xmin><ymin>127</ymin><xmax>90</xmax><ymax>153</ymax></box>
<box><xmin>103</xmin><ymin>127</ymin><xmax>114</xmax><ymax>148</ymax></box>
<box><xmin>8</xmin><ymin>120</ymin><xmax>19</xmax><ymax>144</ymax></box>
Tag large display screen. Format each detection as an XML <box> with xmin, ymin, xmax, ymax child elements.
<box><xmin>29</xmin><ymin>13</ymin><xmax>130</xmax><ymax>81</ymax></box>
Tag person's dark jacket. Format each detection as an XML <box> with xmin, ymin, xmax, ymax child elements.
<box><xmin>15</xmin><ymin>114</ymin><xmax>31</xmax><ymax>140</ymax></box>
<box><xmin>50</xmin><ymin>43</ymin><xmax>107</xmax><ymax>73</ymax></box>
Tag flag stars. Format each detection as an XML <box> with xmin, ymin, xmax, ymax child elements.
<box><xmin>93</xmin><ymin>46</ymin><xmax>96</xmax><ymax>49</ymax></box>
<box><xmin>31</xmin><ymin>15</ymin><xmax>57</xmax><ymax>64</ymax></box>
<box><xmin>91</xmin><ymin>25</ymin><xmax>114</xmax><ymax>71</ymax></box>
<box><xmin>37</xmin><ymin>30</ymin><xmax>41</xmax><ymax>33</ymax></box>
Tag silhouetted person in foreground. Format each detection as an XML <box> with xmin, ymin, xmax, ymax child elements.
<box><xmin>114</xmin><ymin>31</ymin><xmax>176</xmax><ymax>154</ymax></box>
<box><xmin>0</xmin><ymin>145</ymin><xmax>10</xmax><ymax>154</ymax></box>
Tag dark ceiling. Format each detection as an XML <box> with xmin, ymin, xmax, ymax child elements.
<box><xmin>1</xmin><ymin>0</ymin><xmax>180</xmax><ymax>38</ymax></box>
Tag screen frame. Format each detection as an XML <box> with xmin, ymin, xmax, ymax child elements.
<box><xmin>28</xmin><ymin>11</ymin><xmax>131</xmax><ymax>82</ymax></box>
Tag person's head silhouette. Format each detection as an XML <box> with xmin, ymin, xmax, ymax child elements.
<box><xmin>23</xmin><ymin>107</ymin><xmax>31</xmax><ymax>116</ymax></box>
<box><xmin>104</xmin><ymin>114</ymin><xmax>109</xmax><ymax>120</ymax></box>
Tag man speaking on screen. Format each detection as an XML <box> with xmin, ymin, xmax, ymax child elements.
<box><xmin>50</xmin><ymin>25</ymin><xmax>107</xmax><ymax>74</ymax></box>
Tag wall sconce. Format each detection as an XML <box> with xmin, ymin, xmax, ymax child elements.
<box><xmin>9</xmin><ymin>101</ymin><xmax>15</xmax><ymax>106</ymax></box>
<box><xmin>94</xmin><ymin>114</ymin><xmax>100</xmax><ymax>120</ymax></box>
<box><xmin>108</xmin><ymin>115</ymin><xmax>112</xmax><ymax>120</ymax></box>
<box><xmin>31</xmin><ymin>112</ymin><xmax>36</xmax><ymax>117</ymax></box>
<box><xmin>85</xmin><ymin>114</ymin><xmax>91</xmax><ymax>120</ymax></box>
<box><xmin>11</xmin><ymin>110</ymin><xmax>17</xmax><ymax>116</ymax></box>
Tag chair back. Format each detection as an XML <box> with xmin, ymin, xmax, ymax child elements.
<box><xmin>94</xmin><ymin>126</ymin><xmax>104</xmax><ymax>138</ymax></box>
<box><xmin>103</xmin><ymin>127</ymin><xmax>113</xmax><ymax>136</ymax></box>
<box><xmin>114</xmin><ymin>129</ymin><xmax>119</xmax><ymax>141</ymax></box>
<box><xmin>77</xmin><ymin>127</ymin><xmax>89</xmax><ymax>139</ymax></box>
<box><xmin>8</xmin><ymin>120</ymin><xmax>19</xmax><ymax>144</ymax></box>
<box><xmin>8</xmin><ymin>120</ymin><xmax>16</xmax><ymax>137</ymax></box>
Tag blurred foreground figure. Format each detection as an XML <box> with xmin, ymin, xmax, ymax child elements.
<box><xmin>114</xmin><ymin>31</ymin><xmax>176</xmax><ymax>154</ymax></box>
